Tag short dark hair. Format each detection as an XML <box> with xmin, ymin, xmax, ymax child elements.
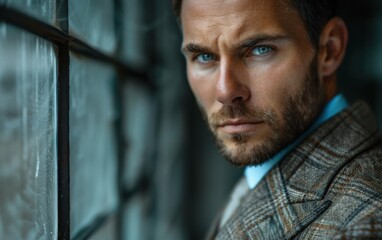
<box><xmin>171</xmin><ymin>0</ymin><xmax>337</xmax><ymax>48</ymax></box>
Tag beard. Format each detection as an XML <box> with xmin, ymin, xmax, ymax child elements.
<box><xmin>204</xmin><ymin>57</ymin><xmax>325</xmax><ymax>166</ymax></box>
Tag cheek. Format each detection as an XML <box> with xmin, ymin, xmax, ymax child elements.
<box><xmin>249</xmin><ymin>65</ymin><xmax>296</xmax><ymax>103</ymax></box>
<box><xmin>187</xmin><ymin>69</ymin><xmax>216</xmax><ymax>111</ymax></box>
<box><xmin>248</xmin><ymin>60</ymin><xmax>309</xmax><ymax>115</ymax></box>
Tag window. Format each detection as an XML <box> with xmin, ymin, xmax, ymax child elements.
<box><xmin>0</xmin><ymin>1</ymin><xmax>162</xmax><ymax>239</ymax></box>
<box><xmin>0</xmin><ymin>22</ymin><xmax>58</xmax><ymax>240</ymax></box>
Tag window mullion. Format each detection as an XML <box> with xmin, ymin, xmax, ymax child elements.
<box><xmin>56</xmin><ymin>0</ymin><xmax>70</xmax><ymax>239</ymax></box>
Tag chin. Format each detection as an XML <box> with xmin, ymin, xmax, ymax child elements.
<box><xmin>218</xmin><ymin>137</ymin><xmax>278</xmax><ymax>167</ymax></box>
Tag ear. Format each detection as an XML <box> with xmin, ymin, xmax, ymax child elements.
<box><xmin>318</xmin><ymin>17</ymin><xmax>348</xmax><ymax>78</ymax></box>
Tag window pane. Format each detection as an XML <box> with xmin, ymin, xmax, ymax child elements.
<box><xmin>122</xmin><ymin>81</ymin><xmax>156</xmax><ymax>189</ymax></box>
<box><xmin>88</xmin><ymin>216</ymin><xmax>117</xmax><ymax>240</ymax></box>
<box><xmin>69</xmin><ymin>54</ymin><xmax>118</xmax><ymax>238</ymax></box>
<box><xmin>0</xmin><ymin>24</ymin><xmax>57</xmax><ymax>240</ymax></box>
<box><xmin>122</xmin><ymin>0</ymin><xmax>149</xmax><ymax>65</ymax></box>
<box><xmin>0</xmin><ymin>0</ymin><xmax>56</xmax><ymax>25</ymax></box>
<box><xmin>122</xmin><ymin>195</ymin><xmax>148</xmax><ymax>240</ymax></box>
<box><xmin>68</xmin><ymin>0</ymin><xmax>116</xmax><ymax>54</ymax></box>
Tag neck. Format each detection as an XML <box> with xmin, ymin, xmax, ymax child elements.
<box><xmin>324</xmin><ymin>75</ymin><xmax>337</xmax><ymax>103</ymax></box>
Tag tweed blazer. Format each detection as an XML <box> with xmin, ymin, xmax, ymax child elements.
<box><xmin>208</xmin><ymin>101</ymin><xmax>382</xmax><ymax>239</ymax></box>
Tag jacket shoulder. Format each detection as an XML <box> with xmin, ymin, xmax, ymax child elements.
<box><xmin>335</xmin><ymin>140</ymin><xmax>382</xmax><ymax>196</ymax></box>
<box><xmin>300</xmin><ymin>141</ymin><xmax>382</xmax><ymax>239</ymax></box>
<box><xmin>338</xmin><ymin>207</ymin><xmax>382</xmax><ymax>239</ymax></box>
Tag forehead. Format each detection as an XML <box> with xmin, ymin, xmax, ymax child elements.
<box><xmin>181</xmin><ymin>0</ymin><xmax>288</xmax><ymax>17</ymax></box>
<box><xmin>180</xmin><ymin>0</ymin><xmax>308</xmax><ymax>49</ymax></box>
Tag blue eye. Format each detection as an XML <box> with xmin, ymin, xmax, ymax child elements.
<box><xmin>252</xmin><ymin>46</ymin><xmax>272</xmax><ymax>56</ymax></box>
<box><xmin>196</xmin><ymin>53</ymin><xmax>215</xmax><ymax>63</ymax></box>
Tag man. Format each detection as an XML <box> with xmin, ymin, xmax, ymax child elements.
<box><xmin>173</xmin><ymin>0</ymin><xmax>382</xmax><ymax>239</ymax></box>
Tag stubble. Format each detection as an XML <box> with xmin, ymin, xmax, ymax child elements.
<box><xmin>204</xmin><ymin>57</ymin><xmax>324</xmax><ymax>166</ymax></box>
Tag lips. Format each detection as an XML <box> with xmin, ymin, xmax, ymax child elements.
<box><xmin>216</xmin><ymin>120</ymin><xmax>263</xmax><ymax>134</ymax></box>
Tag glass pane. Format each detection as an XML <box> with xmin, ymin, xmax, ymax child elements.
<box><xmin>122</xmin><ymin>195</ymin><xmax>148</xmax><ymax>240</ymax></box>
<box><xmin>68</xmin><ymin>0</ymin><xmax>116</xmax><ymax>54</ymax></box>
<box><xmin>122</xmin><ymin>81</ymin><xmax>156</xmax><ymax>189</ymax></box>
<box><xmin>88</xmin><ymin>216</ymin><xmax>117</xmax><ymax>240</ymax></box>
<box><xmin>0</xmin><ymin>24</ymin><xmax>57</xmax><ymax>240</ymax></box>
<box><xmin>70</xmin><ymin>54</ymin><xmax>118</xmax><ymax>238</ymax></box>
<box><xmin>122</xmin><ymin>0</ymin><xmax>149</xmax><ymax>65</ymax></box>
<box><xmin>0</xmin><ymin>0</ymin><xmax>56</xmax><ymax>25</ymax></box>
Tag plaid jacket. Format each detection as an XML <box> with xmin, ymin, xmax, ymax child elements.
<box><xmin>208</xmin><ymin>101</ymin><xmax>382</xmax><ymax>239</ymax></box>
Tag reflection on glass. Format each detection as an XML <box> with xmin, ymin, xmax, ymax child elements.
<box><xmin>68</xmin><ymin>0</ymin><xmax>116</xmax><ymax>54</ymax></box>
<box><xmin>88</xmin><ymin>216</ymin><xmax>117</xmax><ymax>240</ymax></box>
<box><xmin>122</xmin><ymin>82</ymin><xmax>155</xmax><ymax>189</ymax></box>
<box><xmin>70</xmin><ymin>54</ymin><xmax>118</xmax><ymax>238</ymax></box>
<box><xmin>122</xmin><ymin>0</ymin><xmax>149</xmax><ymax>65</ymax></box>
<box><xmin>0</xmin><ymin>0</ymin><xmax>56</xmax><ymax>25</ymax></box>
<box><xmin>0</xmin><ymin>24</ymin><xmax>57</xmax><ymax>240</ymax></box>
<box><xmin>122</xmin><ymin>195</ymin><xmax>148</xmax><ymax>240</ymax></box>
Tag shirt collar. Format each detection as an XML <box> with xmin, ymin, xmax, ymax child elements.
<box><xmin>244</xmin><ymin>94</ymin><xmax>349</xmax><ymax>189</ymax></box>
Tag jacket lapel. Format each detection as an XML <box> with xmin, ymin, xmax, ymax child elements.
<box><xmin>215</xmin><ymin>166</ymin><xmax>333</xmax><ymax>240</ymax></box>
<box><xmin>213</xmin><ymin>101</ymin><xmax>381</xmax><ymax>239</ymax></box>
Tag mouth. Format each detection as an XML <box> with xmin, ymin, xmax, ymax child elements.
<box><xmin>216</xmin><ymin>120</ymin><xmax>264</xmax><ymax>134</ymax></box>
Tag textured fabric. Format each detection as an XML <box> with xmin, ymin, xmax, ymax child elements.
<box><xmin>207</xmin><ymin>101</ymin><xmax>382</xmax><ymax>239</ymax></box>
<box><xmin>220</xmin><ymin>178</ymin><xmax>250</xmax><ymax>228</ymax></box>
<box><xmin>245</xmin><ymin>94</ymin><xmax>348</xmax><ymax>189</ymax></box>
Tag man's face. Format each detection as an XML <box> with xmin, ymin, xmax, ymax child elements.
<box><xmin>181</xmin><ymin>0</ymin><xmax>327</xmax><ymax>166</ymax></box>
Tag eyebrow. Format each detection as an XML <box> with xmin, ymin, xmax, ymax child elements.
<box><xmin>181</xmin><ymin>34</ymin><xmax>288</xmax><ymax>56</ymax></box>
<box><xmin>235</xmin><ymin>34</ymin><xmax>288</xmax><ymax>51</ymax></box>
<box><xmin>181</xmin><ymin>43</ymin><xmax>212</xmax><ymax>55</ymax></box>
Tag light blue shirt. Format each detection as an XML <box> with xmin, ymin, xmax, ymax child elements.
<box><xmin>244</xmin><ymin>94</ymin><xmax>349</xmax><ymax>189</ymax></box>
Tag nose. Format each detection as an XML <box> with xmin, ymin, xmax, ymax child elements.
<box><xmin>216</xmin><ymin>60</ymin><xmax>250</xmax><ymax>104</ymax></box>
